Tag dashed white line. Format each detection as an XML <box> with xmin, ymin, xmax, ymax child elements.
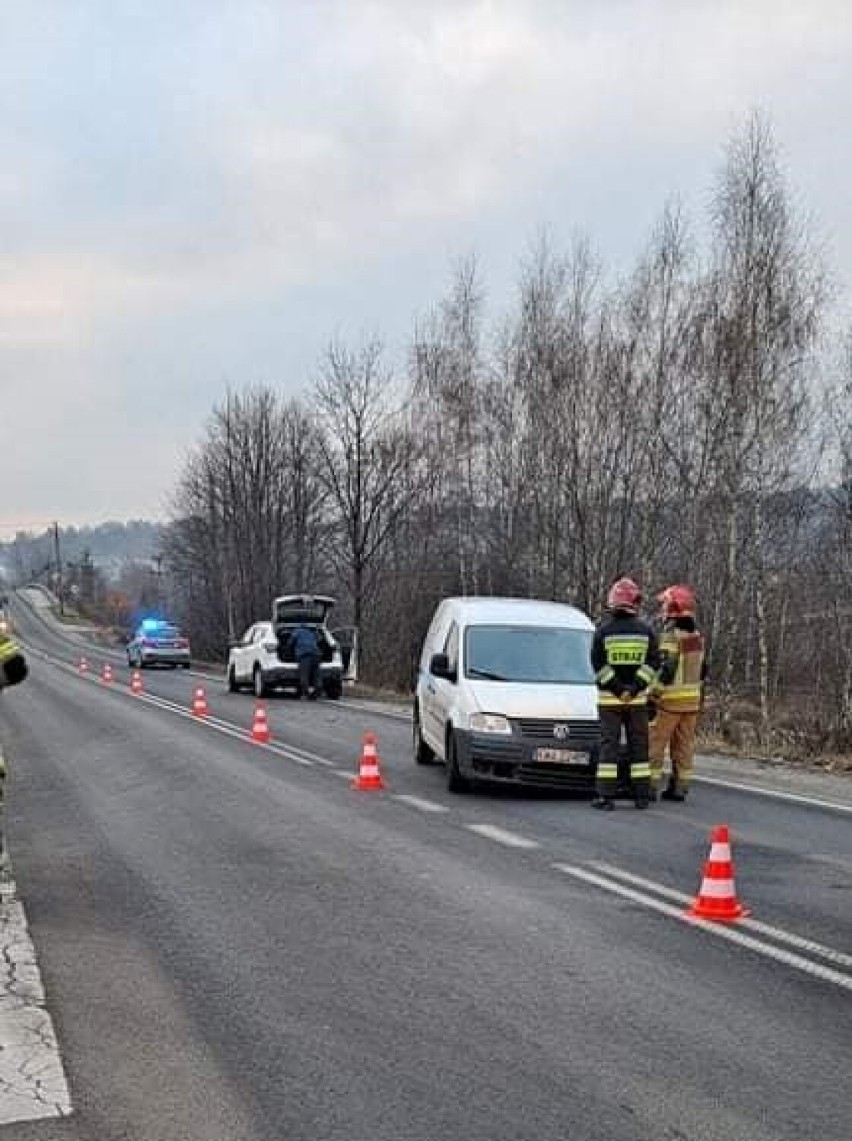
<box><xmin>393</xmin><ymin>795</ymin><xmax>449</xmax><ymax>814</ymax></box>
<box><xmin>466</xmin><ymin>824</ymin><xmax>539</xmax><ymax>850</ymax></box>
<box><xmin>592</xmin><ymin>862</ymin><xmax>852</xmax><ymax>971</ymax></box>
<box><xmin>25</xmin><ymin>639</ymin><xmax>852</xmax><ymax>996</ymax></box>
<box><xmin>554</xmin><ymin>863</ymin><xmax>852</xmax><ymax>993</ymax></box>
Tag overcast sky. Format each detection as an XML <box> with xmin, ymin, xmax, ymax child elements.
<box><xmin>2</xmin><ymin>0</ymin><xmax>850</xmax><ymax>533</ymax></box>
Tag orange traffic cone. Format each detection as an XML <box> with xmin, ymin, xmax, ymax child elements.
<box><xmin>78</xmin><ymin>656</ymin><xmax>88</xmax><ymax>675</ymax></box>
<box><xmin>101</xmin><ymin>662</ymin><xmax>113</xmax><ymax>684</ymax></box>
<box><xmin>192</xmin><ymin>686</ymin><xmax>208</xmax><ymax>717</ymax></box>
<box><xmin>250</xmin><ymin>702</ymin><xmax>271</xmax><ymax>744</ymax></box>
<box><xmin>352</xmin><ymin>731</ymin><xmax>386</xmax><ymax>791</ymax></box>
<box><xmin>130</xmin><ymin>670</ymin><xmax>143</xmax><ymax>695</ymax></box>
<box><xmin>686</xmin><ymin>825</ymin><xmax>749</xmax><ymax>923</ymax></box>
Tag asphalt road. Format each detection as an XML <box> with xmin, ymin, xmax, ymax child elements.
<box><xmin>1</xmin><ymin>591</ymin><xmax>850</xmax><ymax>1140</ymax></box>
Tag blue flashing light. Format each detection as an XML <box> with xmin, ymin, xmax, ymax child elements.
<box><xmin>141</xmin><ymin>618</ymin><xmax>162</xmax><ymax>632</ymax></box>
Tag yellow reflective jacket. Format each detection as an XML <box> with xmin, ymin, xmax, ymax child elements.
<box><xmin>0</xmin><ymin>633</ymin><xmax>27</xmax><ymax>688</ymax></box>
<box><xmin>591</xmin><ymin>613</ymin><xmax>660</xmax><ymax>708</ymax></box>
<box><xmin>653</xmin><ymin>625</ymin><xmax>706</xmax><ymax>713</ymax></box>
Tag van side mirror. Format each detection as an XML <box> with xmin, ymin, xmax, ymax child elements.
<box><xmin>430</xmin><ymin>652</ymin><xmax>455</xmax><ymax>681</ymax></box>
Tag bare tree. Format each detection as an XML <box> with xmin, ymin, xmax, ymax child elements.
<box><xmin>313</xmin><ymin>338</ymin><xmax>418</xmax><ymax>663</ymax></box>
<box><xmin>709</xmin><ymin>113</ymin><xmax>825</xmax><ymax>738</ymax></box>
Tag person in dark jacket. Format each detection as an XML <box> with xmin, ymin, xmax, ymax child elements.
<box><xmin>289</xmin><ymin>624</ymin><xmax>321</xmax><ymax>700</ymax></box>
<box><xmin>590</xmin><ymin>577</ymin><xmax>660</xmax><ymax>811</ymax></box>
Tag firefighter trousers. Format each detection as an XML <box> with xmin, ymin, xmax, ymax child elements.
<box><xmin>649</xmin><ymin>710</ymin><xmax>698</xmax><ymax>793</ymax></box>
<box><xmin>596</xmin><ymin>704</ymin><xmax>651</xmax><ymax>800</ymax></box>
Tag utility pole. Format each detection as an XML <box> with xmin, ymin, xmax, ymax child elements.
<box><xmin>153</xmin><ymin>553</ymin><xmax>163</xmax><ymax>610</ymax></box>
<box><xmin>53</xmin><ymin>522</ymin><xmax>64</xmax><ymax>615</ymax></box>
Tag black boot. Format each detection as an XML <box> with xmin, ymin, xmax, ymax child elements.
<box><xmin>661</xmin><ymin>783</ymin><xmax>686</xmax><ymax>802</ymax></box>
<box><xmin>591</xmin><ymin>796</ymin><xmax>615</xmax><ymax>812</ymax></box>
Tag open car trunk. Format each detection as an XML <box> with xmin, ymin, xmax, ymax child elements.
<box><xmin>272</xmin><ymin>594</ymin><xmax>335</xmax><ymax>626</ymax></box>
<box><xmin>272</xmin><ymin>595</ymin><xmax>337</xmax><ymax>664</ymax></box>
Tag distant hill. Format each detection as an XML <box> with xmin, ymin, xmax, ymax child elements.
<box><xmin>0</xmin><ymin>520</ymin><xmax>164</xmax><ymax>582</ymax></box>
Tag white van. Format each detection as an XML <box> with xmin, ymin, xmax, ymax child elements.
<box><xmin>413</xmin><ymin>597</ymin><xmax>600</xmax><ymax>793</ymax></box>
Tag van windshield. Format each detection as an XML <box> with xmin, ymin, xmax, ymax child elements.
<box><xmin>464</xmin><ymin>624</ymin><xmax>594</xmax><ymax>685</ymax></box>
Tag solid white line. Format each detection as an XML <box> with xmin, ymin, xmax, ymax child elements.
<box><xmin>0</xmin><ymin>895</ymin><xmax>72</xmax><ymax>1122</ymax></box>
<box><xmin>393</xmin><ymin>795</ymin><xmax>449</xmax><ymax>814</ymax></box>
<box><xmin>554</xmin><ymin>863</ymin><xmax>852</xmax><ymax>993</ymax></box>
<box><xmin>694</xmin><ymin>775</ymin><xmax>852</xmax><ymax>815</ymax></box>
<box><xmin>592</xmin><ymin>862</ymin><xmax>852</xmax><ymax>971</ymax></box>
<box><xmin>331</xmin><ymin>769</ymin><xmax>354</xmax><ymax>780</ymax></box>
<box><xmin>124</xmin><ymin>693</ymin><xmax>319</xmax><ymax>767</ymax></box>
<box><xmin>338</xmin><ymin>699</ymin><xmax>410</xmax><ymax>722</ymax></box>
<box><xmin>466</xmin><ymin>824</ymin><xmax>539</xmax><ymax>850</ymax></box>
<box><xmin>45</xmin><ymin>658</ymin><xmax>323</xmax><ymax>770</ymax></box>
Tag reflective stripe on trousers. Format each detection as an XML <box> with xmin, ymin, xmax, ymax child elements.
<box><xmin>596</xmin><ymin>705</ymin><xmax>650</xmax><ymax>799</ymax></box>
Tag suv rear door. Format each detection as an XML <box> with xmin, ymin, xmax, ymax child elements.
<box><xmin>273</xmin><ymin>595</ymin><xmax>335</xmax><ymax>626</ymax></box>
<box><xmin>233</xmin><ymin>625</ymin><xmax>256</xmax><ymax>681</ymax></box>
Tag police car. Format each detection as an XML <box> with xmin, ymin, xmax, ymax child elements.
<box><xmin>126</xmin><ymin>619</ymin><xmax>191</xmax><ymax>669</ymax></box>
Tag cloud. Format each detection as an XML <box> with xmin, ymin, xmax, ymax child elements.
<box><xmin>0</xmin><ymin>0</ymin><xmax>849</xmax><ymax>522</ymax></box>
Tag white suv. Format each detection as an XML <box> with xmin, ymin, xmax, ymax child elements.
<box><xmin>227</xmin><ymin>596</ymin><xmax>345</xmax><ymax>698</ymax></box>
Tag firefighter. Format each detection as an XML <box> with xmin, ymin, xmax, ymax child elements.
<box><xmin>591</xmin><ymin>578</ymin><xmax>660</xmax><ymax>810</ymax></box>
<box><xmin>0</xmin><ymin>629</ymin><xmax>27</xmax><ymax>690</ymax></box>
<box><xmin>649</xmin><ymin>584</ymin><xmax>706</xmax><ymax>802</ymax></box>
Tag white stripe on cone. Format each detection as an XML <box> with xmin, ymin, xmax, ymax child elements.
<box><xmin>697</xmin><ymin>879</ymin><xmax>736</xmax><ymax>899</ymax></box>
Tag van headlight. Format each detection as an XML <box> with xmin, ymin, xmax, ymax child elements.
<box><xmin>469</xmin><ymin>713</ymin><xmax>512</xmax><ymax>735</ymax></box>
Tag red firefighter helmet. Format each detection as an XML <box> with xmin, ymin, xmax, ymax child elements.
<box><xmin>607</xmin><ymin>577</ymin><xmax>642</xmax><ymax>614</ymax></box>
<box><xmin>657</xmin><ymin>584</ymin><xmax>696</xmax><ymax>619</ymax></box>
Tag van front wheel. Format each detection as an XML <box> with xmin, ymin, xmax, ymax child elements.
<box><xmin>446</xmin><ymin>733</ymin><xmax>471</xmax><ymax>794</ymax></box>
<box><xmin>413</xmin><ymin>709</ymin><xmax>435</xmax><ymax>765</ymax></box>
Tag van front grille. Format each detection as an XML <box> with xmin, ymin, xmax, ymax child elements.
<box><xmin>513</xmin><ymin>719</ymin><xmax>599</xmax><ymax>745</ymax></box>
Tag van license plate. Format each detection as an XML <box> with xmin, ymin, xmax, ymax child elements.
<box><xmin>534</xmin><ymin>748</ymin><xmax>587</xmax><ymax>764</ymax></box>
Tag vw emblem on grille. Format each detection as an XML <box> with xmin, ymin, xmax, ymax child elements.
<box><xmin>553</xmin><ymin>723</ymin><xmax>571</xmax><ymax>740</ymax></box>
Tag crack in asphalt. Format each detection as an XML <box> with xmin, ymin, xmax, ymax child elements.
<box><xmin>0</xmin><ymin>897</ymin><xmax>72</xmax><ymax>1118</ymax></box>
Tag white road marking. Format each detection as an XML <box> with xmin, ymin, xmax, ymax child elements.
<box><xmin>393</xmin><ymin>795</ymin><xmax>449</xmax><ymax>814</ymax></box>
<box><xmin>466</xmin><ymin>824</ymin><xmax>539</xmax><ymax>850</ymax></box>
<box><xmin>338</xmin><ymin>699</ymin><xmax>410</xmax><ymax>722</ymax></box>
<box><xmin>32</xmin><ymin>649</ymin><xmax>377</xmax><ymax>786</ymax></box>
<box><xmin>0</xmin><ymin>893</ymin><xmax>72</xmax><ymax>1123</ymax></box>
<box><xmin>22</xmin><ymin>636</ymin><xmax>852</xmax><ymax>996</ymax></box>
<box><xmin>592</xmin><ymin>862</ymin><xmax>852</xmax><ymax>970</ymax></box>
<box><xmin>554</xmin><ymin>863</ymin><xmax>852</xmax><ymax>993</ymax></box>
<box><xmin>694</xmin><ymin>774</ymin><xmax>852</xmax><ymax>814</ymax></box>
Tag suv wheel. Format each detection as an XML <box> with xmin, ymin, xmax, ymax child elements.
<box><xmin>227</xmin><ymin>666</ymin><xmax>238</xmax><ymax>693</ymax></box>
<box><xmin>324</xmin><ymin>677</ymin><xmax>342</xmax><ymax>700</ymax></box>
<box><xmin>446</xmin><ymin>732</ymin><xmax>471</xmax><ymax>794</ymax></box>
<box><xmin>253</xmin><ymin>666</ymin><xmax>268</xmax><ymax>699</ymax></box>
<box><xmin>413</xmin><ymin>707</ymin><xmax>435</xmax><ymax>765</ymax></box>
